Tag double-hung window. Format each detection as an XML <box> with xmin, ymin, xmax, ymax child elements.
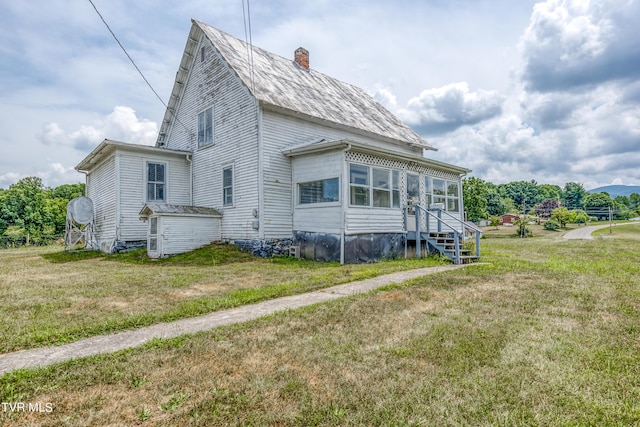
<box><xmin>428</xmin><ymin>178</ymin><xmax>460</xmax><ymax>212</ymax></box>
<box><xmin>433</xmin><ymin>178</ymin><xmax>446</xmax><ymax>206</ymax></box>
<box><xmin>372</xmin><ymin>168</ymin><xmax>391</xmax><ymax>208</ymax></box>
<box><xmin>447</xmin><ymin>181</ymin><xmax>460</xmax><ymax>212</ymax></box>
<box><xmin>223</xmin><ymin>166</ymin><xmax>233</xmax><ymax>206</ymax></box>
<box><xmin>406</xmin><ymin>173</ymin><xmax>420</xmax><ymax>206</ymax></box>
<box><xmin>392</xmin><ymin>170</ymin><xmax>400</xmax><ymax>208</ymax></box>
<box><xmin>424</xmin><ymin>176</ymin><xmax>432</xmax><ymax>207</ymax></box>
<box><xmin>349</xmin><ymin>164</ymin><xmax>370</xmax><ymax>206</ymax></box>
<box><xmin>350</xmin><ymin>163</ymin><xmax>400</xmax><ymax>208</ymax></box>
<box><xmin>198</xmin><ymin>107</ymin><xmax>213</xmax><ymax>147</ymax></box>
<box><xmin>147</xmin><ymin>162</ymin><xmax>165</xmax><ymax>202</ymax></box>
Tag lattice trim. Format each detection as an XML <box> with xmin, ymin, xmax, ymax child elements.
<box><xmin>345</xmin><ymin>151</ymin><xmax>460</xmax><ymax>181</ymax></box>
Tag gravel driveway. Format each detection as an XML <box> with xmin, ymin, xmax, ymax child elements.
<box><xmin>562</xmin><ymin>222</ymin><xmax>637</xmax><ymax>239</ymax></box>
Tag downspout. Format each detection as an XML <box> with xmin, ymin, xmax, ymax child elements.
<box><xmin>257</xmin><ymin>102</ymin><xmax>264</xmax><ymax>240</ymax></box>
<box><xmin>77</xmin><ymin>170</ymin><xmax>89</xmax><ymax>196</ymax></box>
<box><xmin>114</xmin><ymin>153</ymin><xmax>121</xmax><ymax>249</ymax></box>
<box><xmin>340</xmin><ymin>142</ymin><xmax>352</xmax><ymax>265</ymax></box>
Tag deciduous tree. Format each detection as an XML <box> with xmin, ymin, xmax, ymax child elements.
<box><xmin>562</xmin><ymin>182</ymin><xmax>586</xmax><ymax>210</ymax></box>
<box><xmin>463</xmin><ymin>177</ymin><xmax>489</xmax><ymax>222</ymax></box>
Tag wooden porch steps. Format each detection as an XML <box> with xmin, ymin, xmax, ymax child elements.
<box><xmin>407</xmin><ymin>231</ymin><xmax>480</xmax><ymax>264</ymax></box>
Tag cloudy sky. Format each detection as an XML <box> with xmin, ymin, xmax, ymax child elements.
<box><xmin>1</xmin><ymin>0</ymin><xmax>639</xmax><ymax>190</ymax></box>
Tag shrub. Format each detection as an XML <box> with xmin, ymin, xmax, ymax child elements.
<box><xmin>544</xmin><ymin>219</ymin><xmax>560</xmax><ymax>231</ymax></box>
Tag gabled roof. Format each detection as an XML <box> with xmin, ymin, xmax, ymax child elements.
<box><xmin>158</xmin><ymin>20</ymin><xmax>435</xmax><ymax>151</ymax></box>
<box><xmin>75</xmin><ymin>139</ymin><xmax>190</xmax><ymax>172</ymax></box>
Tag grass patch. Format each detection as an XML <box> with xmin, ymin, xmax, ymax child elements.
<box><xmin>0</xmin><ymin>243</ymin><xmax>446</xmax><ymax>352</ymax></box>
<box><xmin>1</xmin><ymin>228</ymin><xmax>640</xmax><ymax>425</ymax></box>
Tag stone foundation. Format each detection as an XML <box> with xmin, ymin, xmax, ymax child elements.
<box><xmin>112</xmin><ymin>240</ymin><xmax>147</xmax><ymax>253</ymax></box>
<box><xmin>232</xmin><ymin>238</ymin><xmax>294</xmax><ymax>258</ymax></box>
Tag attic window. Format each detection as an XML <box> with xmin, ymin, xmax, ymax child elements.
<box><xmin>200</xmin><ymin>46</ymin><xmax>205</xmax><ymax>62</ymax></box>
<box><xmin>198</xmin><ymin>107</ymin><xmax>213</xmax><ymax>147</ymax></box>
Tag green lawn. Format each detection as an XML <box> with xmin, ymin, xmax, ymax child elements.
<box><xmin>0</xmin><ymin>243</ymin><xmax>446</xmax><ymax>353</ymax></box>
<box><xmin>1</xmin><ymin>228</ymin><xmax>639</xmax><ymax>426</ymax></box>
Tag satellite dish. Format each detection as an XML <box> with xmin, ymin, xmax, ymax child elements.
<box><xmin>64</xmin><ymin>196</ymin><xmax>97</xmax><ymax>251</ymax></box>
<box><xmin>67</xmin><ymin>196</ymin><xmax>94</xmax><ymax>225</ymax></box>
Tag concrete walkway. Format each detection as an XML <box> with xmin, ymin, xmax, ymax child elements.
<box><xmin>0</xmin><ymin>264</ymin><xmax>474</xmax><ymax>375</ymax></box>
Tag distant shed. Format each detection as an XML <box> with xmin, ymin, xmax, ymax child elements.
<box><xmin>500</xmin><ymin>214</ymin><xmax>520</xmax><ymax>226</ymax></box>
<box><xmin>139</xmin><ymin>203</ymin><xmax>222</xmax><ymax>258</ymax></box>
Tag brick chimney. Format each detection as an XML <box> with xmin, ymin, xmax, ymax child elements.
<box><xmin>294</xmin><ymin>47</ymin><xmax>309</xmax><ymax>70</ymax></box>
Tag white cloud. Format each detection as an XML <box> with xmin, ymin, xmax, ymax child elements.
<box><xmin>372</xmin><ymin>87</ymin><xmax>397</xmax><ymax>110</ymax></box>
<box><xmin>2</xmin><ymin>0</ymin><xmax>639</xmax><ymax>190</ymax></box>
<box><xmin>0</xmin><ymin>163</ymin><xmax>82</xmax><ymax>189</ymax></box>
<box><xmin>398</xmin><ymin>82</ymin><xmax>504</xmax><ymax>135</ymax></box>
<box><xmin>0</xmin><ymin>172</ymin><xmax>23</xmax><ymax>189</ymax></box>
<box><xmin>520</xmin><ymin>0</ymin><xmax>640</xmax><ymax>92</ymax></box>
<box><xmin>38</xmin><ymin>106</ymin><xmax>158</xmax><ymax>152</ymax></box>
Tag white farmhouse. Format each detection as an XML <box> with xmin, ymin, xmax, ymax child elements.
<box><xmin>76</xmin><ymin>19</ymin><xmax>480</xmax><ymax>263</ymax></box>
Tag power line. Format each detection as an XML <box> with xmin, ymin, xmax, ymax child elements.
<box><xmin>87</xmin><ymin>0</ymin><xmax>191</xmax><ymax>135</ymax></box>
<box><xmin>242</xmin><ymin>0</ymin><xmax>257</xmax><ymax>95</ymax></box>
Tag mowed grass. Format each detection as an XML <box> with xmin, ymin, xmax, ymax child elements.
<box><xmin>0</xmin><ymin>243</ymin><xmax>446</xmax><ymax>353</ymax></box>
<box><xmin>1</xmin><ymin>226</ymin><xmax>639</xmax><ymax>425</ymax></box>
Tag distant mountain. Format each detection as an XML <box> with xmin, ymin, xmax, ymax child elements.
<box><xmin>587</xmin><ymin>185</ymin><xmax>640</xmax><ymax>198</ymax></box>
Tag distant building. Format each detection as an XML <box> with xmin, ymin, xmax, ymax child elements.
<box><xmin>500</xmin><ymin>214</ymin><xmax>520</xmax><ymax>226</ymax></box>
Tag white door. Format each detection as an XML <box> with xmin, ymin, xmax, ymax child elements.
<box><xmin>406</xmin><ymin>173</ymin><xmax>420</xmax><ymax>231</ymax></box>
<box><xmin>148</xmin><ymin>216</ymin><xmax>161</xmax><ymax>258</ymax></box>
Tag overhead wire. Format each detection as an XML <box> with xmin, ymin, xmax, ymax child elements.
<box><xmin>87</xmin><ymin>0</ymin><xmax>192</xmax><ymax>135</ymax></box>
<box><xmin>242</xmin><ymin>0</ymin><xmax>257</xmax><ymax>96</ymax></box>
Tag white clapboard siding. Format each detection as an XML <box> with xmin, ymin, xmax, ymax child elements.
<box><xmin>157</xmin><ymin>216</ymin><xmax>221</xmax><ymax>257</ymax></box>
<box><xmin>163</xmin><ymin>35</ymin><xmax>260</xmax><ymax>240</ymax></box>
<box><xmin>294</xmin><ymin>206</ymin><xmax>343</xmax><ymax>234</ymax></box>
<box><xmin>117</xmin><ymin>153</ymin><xmax>191</xmax><ymax>242</ymax></box>
<box><xmin>291</xmin><ymin>151</ymin><xmax>344</xmax><ymax>234</ymax></box>
<box><xmin>87</xmin><ymin>156</ymin><xmax>117</xmax><ymax>250</ymax></box>
<box><xmin>262</xmin><ymin>110</ymin><xmax>388</xmax><ymax>239</ymax></box>
<box><xmin>345</xmin><ymin>207</ymin><xmax>405</xmax><ymax>234</ymax></box>
<box><xmin>265</xmin><ymin>109</ymin><xmax>427</xmax><ymax>238</ymax></box>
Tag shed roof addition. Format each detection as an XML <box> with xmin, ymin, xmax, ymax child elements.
<box><xmin>139</xmin><ymin>203</ymin><xmax>222</xmax><ymax>219</ymax></box>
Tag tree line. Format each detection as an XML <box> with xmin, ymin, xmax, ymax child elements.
<box><xmin>0</xmin><ymin>177</ymin><xmax>85</xmax><ymax>246</ymax></box>
<box><xmin>463</xmin><ymin>178</ymin><xmax>640</xmax><ymax>224</ymax></box>
<box><xmin>1</xmin><ymin>176</ymin><xmax>637</xmax><ymax>247</ymax></box>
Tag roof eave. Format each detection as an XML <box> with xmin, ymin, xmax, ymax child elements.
<box><xmin>156</xmin><ymin>21</ymin><xmax>202</xmax><ymax>147</ymax></box>
<box><xmin>75</xmin><ymin>139</ymin><xmax>191</xmax><ymax>172</ymax></box>
<box><xmin>283</xmin><ymin>138</ymin><xmax>470</xmax><ymax>176</ymax></box>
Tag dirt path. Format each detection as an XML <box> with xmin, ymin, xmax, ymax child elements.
<box><xmin>0</xmin><ymin>264</ymin><xmax>477</xmax><ymax>376</ymax></box>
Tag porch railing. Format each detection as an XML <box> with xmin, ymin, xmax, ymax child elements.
<box><xmin>406</xmin><ymin>205</ymin><xmax>482</xmax><ymax>264</ymax></box>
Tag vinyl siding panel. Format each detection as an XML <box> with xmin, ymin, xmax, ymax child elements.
<box><xmin>86</xmin><ymin>156</ymin><xmax>116</xmax><ymax>251</ymax></box>
<box><xmin>164</xmin><ymin>34</ymin><xmax>259</xmax><ymax>240</ymax></box>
